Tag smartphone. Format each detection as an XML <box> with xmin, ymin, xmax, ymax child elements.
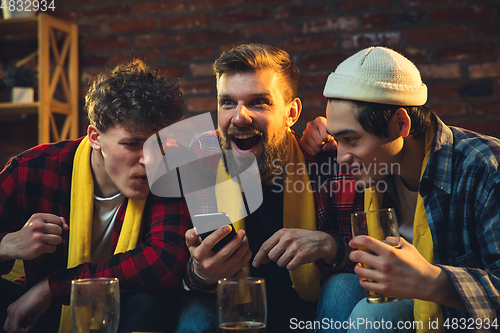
<box><xmin>192</xmin><ymin>212</ymin><xmax>237</xmax><ymax>252</ymax></box>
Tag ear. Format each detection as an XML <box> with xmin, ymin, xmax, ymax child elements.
<box><xmin>285</xmin><ymin>97</ymin><xmax>302</xmax><ymax>128</ymax></box>
<box><xmin>393</xmin><ymin>108</ymin><xmax>411</xmax><ymax>138</ymax></box>
<box><xmin>87</xmin><ymin>125</ymin><xmax>102</xmax><ymax>151</ymax></box>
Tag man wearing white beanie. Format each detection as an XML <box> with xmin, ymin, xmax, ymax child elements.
<box><xmin>300</xmin><ymin>46</ymin><xmax>500</xmax><ymax>332</ymax></box>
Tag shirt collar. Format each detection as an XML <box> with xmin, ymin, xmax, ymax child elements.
<box><xmin>421</xmin><ymin>116</ymin><xmax>454</xmax><ymax>194</ymax></box>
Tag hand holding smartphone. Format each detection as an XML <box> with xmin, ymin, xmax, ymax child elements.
<box><xmin>193</xmin><ymin>212</ymin><xmax>237</xmax><ymax>252</ymax></box>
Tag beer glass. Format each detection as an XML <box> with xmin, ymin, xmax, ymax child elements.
<box><xmin>351</xmin><ymin>208</ymin><xmax>401</xmax><ymax>303</ymax></box>
<box><xmin>217</xmin><ymin>277</ymin><xmax>266</xmax><ymax>332</ymax></box>
<box><xmin>70</xmin><ymin>277</ymin><xmax>120</xmax><ymax>333</ymax></box>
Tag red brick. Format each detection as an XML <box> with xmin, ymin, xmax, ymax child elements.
<box><xmin>52</xmin><ymin>9</ymin><xmax>80</xmax><ymax>22</ymax></box>
<box><xmin>189</xmin><ymin>63</ymin><xmax>214</xmax><ymax>78</ymax></box>
<box><xmin>160</xmin><ymin>13</ymin><xmax>209</xmax><ymax>29</ymax></box>
<box><xmin>80</xmin><ymin>54</ymin><xmax>109</xmax><ymax>68</ymax></box>
<box><xmin>109</xmin><ymin>19</ymin><xmax>157</xmax><ymax>34</ymax></box>
<box><xmin>446</xmin><ymin>119</ymin><xmax>500</xmax><ymax>138</ymax></box>
<box><xmin>78</xmin><ymin>23</ymin><xmax>107</xmax><ymax>37</ymax></box>
<box><xmin>188</xmin><ymin>0</ymin><xmax>240</xmax><ymax>10</ymax></box>
<box><xmin>471</xmin><ymin>100</ymin><xmax>500</xmax><ymax>115</ymax></box>
<box><xmin>83</xmin><ymin>5</ymin><xmax>131</xmax><ymax>20</ymax></box>
<box><xmin>166</xmin><ymin>46</ymin><xmax>216</xmax><ymax>61</ymax></box>
<box><xmin>434</xmin><ymin>42</ymin><xmax>497</xmax><ymax>61</ymax></box>
<box><xmin>81</xmin><ymin>37</ymin><xmax>129</xmax><ymax>52</ymax></box>
<box><xmin>280</xmin><ymin>36</ymin><xmax>336</xmax><ymax>52</ymax></box>
<box><xmin>427</xmin><ymin>81</ymin><xmax>464</xmax><ymax>99</ymax></box>
<box><xmin>363</xmin><ymin>13</ymin><xmax>391</xmax><ymax>29</ymax></box>
<box><xmin>136</xmin><ymin>1</ymin><xmax>185</xmax><ymax>15</ymax></box>
<box><xmin>302</xmin><ymin>17</ymin><xmax>358</xmax><ymax>34</ymax></box>
<box><xmin>181</xmin><ymin>81</ymin><xmax>215</xmax><ymax>96</ymax></box>
<box><xmin>299</xmin><ymin>73</ymin><xmax>330</xmax><ymax>88</ymax></box>
<box><xmin>406</xmin><ymin>25</ymin><xmax>468</xmax><ymax>44</ymax></box>
<box><xmin>418</xmin><ymin>63</ymin><xmax>461</xmax><ymax>79</ymax></box>
<box><xmin>245</xmin><ymin>22</ymin><xmax>297</xmax><ymax>39</ymax></box>
<box><xmin>303</xmin><ymin>52</ymin><xmax>352</xmax><ymax>71</ymax></box>
<box><xmin>300</xmin><ymin>89</ymin><xmax>326</xmax><ymax>107</ymax></box>
<box><xmin>217</xmin><ymin>9</ymin><xmax>269</xmax><ymax>25</ymax></box>
<box><xmin>338</xmin><ymin>0</ymin><xmax>390</xmax><ymax>12</ymax></box>
<box><xmin>134</xmin><ymin>34</ymin><xmax>183</xmax><ymax>48</ymax></box>
<box><xmin>244</xmin><ymin>0</ymin><xmax>289</xmax><ymax>4</ymax></box>
<box><xmin>469</xmin><ymin>62</ymin><xmax>500</xmax><ymax>79</ymax></box>
<box><xmin>275</xmin><ymin>4</ymin><xmax>330</xmax><ymax>20</ymax></box>
<box><xmin>429</xmin><ymin>6</ymin><xmax>493</xmax><ymax>22</ymax></box>
<box><xmin>187</xmin><ymin>29</ymin><xmax>240</xmax><ymax>44</ymax></box>
<box><xmin>187</xmin><ymin>97</ymin><xmax>217</xmax><ymax>113</ymax></box>
<box><xmin>111</xmin><ymin>50</ymin><xmax>161</xmax><ymax>67</ymax></box>
<box><xmin>475</xmin><ymin>22</ymin><xmax>500</xmax><ymax>37</ymax></box>
<box><xmin>59</xmin><ymin>0</ymin><xmax>101</xmax><ymax>4</ymax></box>
<box><xmin>157</xmin><ymin>66</ymin><xmax>185</xmax><ymax>79</ymax></box>
<box><xmin>430</xmin><ymin>102</ymin><xmax>466</xmax><ymax>117</ymax></box>
<box><xmin>404</xmin><ymin>0</ymin><xmax>461</xmax><ymax>5</ymax></box>
<box><xmin>340</xmin><ymin>32</ymin><xmax>400</xmax><ymax>49</ymax></box>
<box><xmin>397</xmin><ymin>47</ymin><xmax>427</xmax><ymax>62</ymax></box>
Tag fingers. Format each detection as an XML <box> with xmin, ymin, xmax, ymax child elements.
<box><xmin>300</xmin><ymin>117</ymin><xmax>334</xmax><ymax>155</ymax></box>
<box><xmin>185</xmin><ymin>228</ymin><xmax>202</xmax><ymax>248</ymax></box>
<box><xmin>252</xmin><ymin>235</ymin><xmax>279</xmax><ymax>267</ymax></box>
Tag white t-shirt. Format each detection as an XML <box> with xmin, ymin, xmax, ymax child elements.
<box><xmin>394</xmin><ymin>175</ymin><xmax>418</xmax><ymax>243</ymax></box>
<box><xmin>91</xmin><ymin>192</ymin><xmax>126</xmax><ymax>263</ymax></box>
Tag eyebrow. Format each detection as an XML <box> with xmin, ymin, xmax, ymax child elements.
<box><xmin>218</xmin><ymin>92</ymin><xmax>271</xmax><ymax>99</ymax></box>
<box><xmin>330</xmin><ymin>129</ymin><xmax>357</xmax><ymax>137</ymax></box>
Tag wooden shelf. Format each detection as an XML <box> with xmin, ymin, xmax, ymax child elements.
<box><xmin>0</xmin><ymin>102</ymin><xmax>39</xmax><ymax>116</ymax></box>
<box><xmin>0</xmin><ymin>14</ymin><xmax>78</xmax><ymax>144</ymax></box>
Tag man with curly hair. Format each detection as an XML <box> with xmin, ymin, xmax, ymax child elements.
<box><xmin>0</xmin><ymin>59</ymin><xmax>190</xmax><ymax>333</ymax></box>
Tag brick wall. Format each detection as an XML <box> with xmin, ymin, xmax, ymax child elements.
<box><xmin>1</xmin><ymin>0</ymin><xmax>499</xmax><ymax>164</ymax></box>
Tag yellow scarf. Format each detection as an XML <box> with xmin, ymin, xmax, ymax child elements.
<box><xmin>216</xmin><ymin>129</ymin><xmax>322</xmax><ymax>302</ymax></box>
<box><xmin>364</xmin><ymin>124</ymin><xmax>444</xmax><ymax>332</ymax></box>
<box><xmin>58</xmin><ymin>136</ymin><xmax>146</xmax><ymax>333</ymax></box>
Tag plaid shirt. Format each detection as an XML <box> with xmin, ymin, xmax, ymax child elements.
<box><xmin>381</xmin><ymin>117</ymin><xmax>500</xmax><ymax>326</ymax></box>
<box><xmin>189</xmin><ymin>130</ymin><xmax>363</xmax><ymax>277</ymax></box>
<box><xmin>0</xmin><ymin>137</ymin><xmax>191</xmax><ymax>305</ymax></box>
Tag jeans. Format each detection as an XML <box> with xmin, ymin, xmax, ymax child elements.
<box><xmin>173</xmin><ymin>289</ymin><xmax>218</xmax><ymax>333</ymax></box>
<box><xmin>314</xmin><ymin>273</ymin><xmax>414</xmax><ymax>333</ymax></box>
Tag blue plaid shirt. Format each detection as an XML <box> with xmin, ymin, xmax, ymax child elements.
<box><xmin>382</xmin><ymin>116</ymin><xmax>500</xmax><ymax>325</ymax></box>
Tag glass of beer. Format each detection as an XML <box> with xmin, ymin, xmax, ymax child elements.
<box><xmin>351</xmin><ymin>208</ymin><xmax>401</xmax><ymax>303</ymax></box>
<box><xmin>217</xmin><ymin>277</ymin><xmax>266</xmax><ymax>332</ymax></box>
<box><xmin>70</xmin><ymin>277</ymin><xmax>120</xmax><ymax>333</ymax></box>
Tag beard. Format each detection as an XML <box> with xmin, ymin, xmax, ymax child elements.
<box><xmin>219</xmin><ymin>124</ymin><xmax>289</xmax><ymax>183</ymax></box>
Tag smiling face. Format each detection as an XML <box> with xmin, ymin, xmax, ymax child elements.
<box><xmin>217</xmin><ymin>69</ymin><xmax>300</xmax><ymax>182</ymax></box>
<box><xmin>89</xmin><ymin>124</ymin><xmax>152</xmax><ymax>200</ymax></box>
<box><xmin>326</xmin><ymin>99</ymin><xmax>404</xmax><ymax>189</ymax></box>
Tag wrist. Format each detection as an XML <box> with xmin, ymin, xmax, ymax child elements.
<box><xmin>316</xmin><ymin>233</ymin><xmax>345</xmax><ymax>270</ymax></box>
<box><xmin>184</xmin><ymin>257</ymin><xmax>217</xmax><ymax>293</ymax></box>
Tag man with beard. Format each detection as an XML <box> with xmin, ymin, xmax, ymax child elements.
<box><xmin>174</xmin><ymin>44</ymin><xmax>362</xmax><ymax>332</ymax></box>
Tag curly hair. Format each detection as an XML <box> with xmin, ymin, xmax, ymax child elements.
<box><xmin>213</xmin><ymin>43</ymin><xmax>299</xmax><ymax>102</ymax></box>
<box><xmin>86</xmin><ymin>59</ymin><xmax>184</xmax><ymax>133</ymax></box>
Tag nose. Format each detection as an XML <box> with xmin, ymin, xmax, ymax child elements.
<box><xmin>139</xmin><ymin>152</ymin><xmax>145</xmax><ymax>165</ymax></box>
<box><xmin>336</xmin><ymin>146</ymin><xmax>353</xmax><ymax>165</ymax></box>
<box><xmin>232</xmin><ymin>104</ymin><xmax>252</xmax><ymax>127</ymax></box>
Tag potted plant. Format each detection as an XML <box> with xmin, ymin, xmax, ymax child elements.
<box><xmin>2</xmin><ymin>64</ymin><xmax>36</xmax><ymax>103</ymax></box>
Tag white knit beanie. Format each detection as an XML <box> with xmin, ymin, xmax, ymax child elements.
<box><xmin>323</xmin><ymin>46</ymin><xmax>427</xmax><ymax>106</ymax></box>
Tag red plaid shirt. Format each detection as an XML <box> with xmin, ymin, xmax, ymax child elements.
<box><xmin>190</xmin><ymin>130</ymin><xmax>364</xmax><ymax>277</ymax></box>
<box><xmin>0</xmin><ymin>137</ymin><xmax>191</xmax><ymax>305</ymax></box>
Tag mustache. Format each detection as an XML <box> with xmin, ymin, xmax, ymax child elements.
<box><xmin>226</xmin><ymin>126</ymin><xmax>264</xmax><ymax>137</ymax></box>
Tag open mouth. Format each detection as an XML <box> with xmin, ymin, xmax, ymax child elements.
<box><xmin>231</xmin><ymin>133</ymin><xmax>262</xmax><ymax>151</ymax></box>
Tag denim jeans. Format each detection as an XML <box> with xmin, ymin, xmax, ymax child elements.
<box><xmin>314</xmin><ymin>273</ymin><xmax>414</xmax><ymax>333</ymax></box>
<box><xmin>173</xmin><ymin>289</ymin><xmax>218</xmax><ymax>333</ymax></box>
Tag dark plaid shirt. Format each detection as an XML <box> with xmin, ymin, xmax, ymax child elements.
<box><xmin>0</xmin><ymin>137</ymin><xmax>191</xmax><ymax>305</ymax></box>
<box><xmin>189</xmin><ymin>130</ymin><xmax>364</xmax><ymax>277</ymax></box>
<box><xmin>380</xmin><ymin>117</ymin><xmax>500</xmax><ymax>326</ymax></box>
